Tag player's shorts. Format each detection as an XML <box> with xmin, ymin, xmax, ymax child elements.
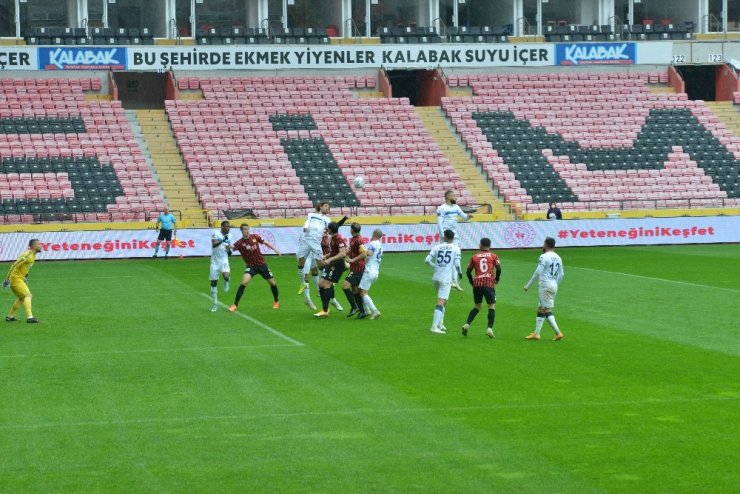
<box><xmin>435</xmin><ymin>281</ymin><xmax>452</xmax><ymax>300</ymax></box>
<box><xmin>538</xmin><ymin>282</ymin><xmax>558</xmax><ymax>309</ymax></box>
<box><xmin>345</xmin><ymin>270</ymin><xmax>364</xmax><ymax>287</ymax></box>
<box><xmin>157</xmin><ymin>229</ymin><xmax>173</xmax><ymax>241</ymax></box>
<box><xmin>473</xmin><ymin>286</ymin><xmax>496</xmax><ymax>305</ymax></box>
<box><xmin>246</xmin><ymin>264</ymin><xmax>273</xmax><ymax>280</ymax></box>
<box><xmin>209</xmin><ymin>259</ymin><xmax>231</xmax><ymax>280</ymax></box>
<box><xmin>296</xmin><ymin>238</ymin><xmax>322</xmax><ymax>261</ymax></box>
<box><xmin>10</xmin><ymin>279</ymin><xmax>30</xmax><ymax>299</ymax></box>
<box><xmin>358</xmin><ymin>271</ymin><xmax>378</xmax><ymax>291</ymax></box>
<box><xmin>322</xmin><ymin>261</ymin><xmax>346</xmax><ymax>283</ymax></box>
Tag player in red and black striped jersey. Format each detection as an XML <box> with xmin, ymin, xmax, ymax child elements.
<box><xmin>228</xmin><ymin>224</ymin><xmax>282</xmax><ymax>312</ymax></box>
<box><xmin>462</xmin><ymin>237</ymin><xmax>502</xmax><ymax>339</ymax></box>
<box><xmin>314</xmin><ymin>222</ymin><xmax>347</xmax><ymax>318</ymax></box>
<box><xmin>341</xmin><ymin>223</ymin><xmax>367</xmax><ymax>318</ymax></box>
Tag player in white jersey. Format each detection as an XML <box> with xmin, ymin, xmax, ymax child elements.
<box><xmin>524</xmin><ymin>237</ymin><xmax>565</xmax><ymax>341</ymax></box>
<box><xmin>436</xmin><ymin>190</ymin><xmax>471</xmax><ymax>291</ymax></box>
<box><xmin>350</xmin><ymin>229</ymin><xmax>384</xmax><ymax>320</ymax></box>
<box><xmin>425</xmin><ymin>229</ymin><xmax>462</xmax><ymax>334</ymax></box>
<box><xmin>209</xmin><ymin>220</ymin><xmax>232</xmax><ymax>312</ymax></box>
<box><xmin>296</xmin><ymin>201</ymin><xmax>331</xmax><ymax>309</ymax></box>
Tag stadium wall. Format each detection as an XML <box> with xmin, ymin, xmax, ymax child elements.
<box><xmin>2</xmin><ymin>216</ymin><xmax>737</xmax><ymax>261</ymax></box>
<box><xmin>716</xmin><ymin>64</ymin><xmax>740</xmax><ymax>101</ymax></box>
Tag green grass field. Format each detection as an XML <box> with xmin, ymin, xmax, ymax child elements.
<box><xmin>1</xmin><ymin>244</ymin><xmax>739</xmax><ymax>493</ymax></box>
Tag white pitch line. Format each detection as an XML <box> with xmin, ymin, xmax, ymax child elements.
<box><xmin>199</xmin><ymin>293</ymin><xmax>304</xmax><ymax>347</ymax></box>
<box><xmin>0</xmin><ymin>344</ymin><xmax>297</xmax><ymax>360</ymax></box>
<box><xmin>0</xmin><ymin>395</ymin><xmax>736</xmax><ymax>432</ymax></box>
<box><xmin>572</xmin><ymin>266</ymin><xmax>740</xmax><ymax>293</ymax></box>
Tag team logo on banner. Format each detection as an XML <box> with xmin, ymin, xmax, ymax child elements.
<box><xmin>556</xmin><ymin>43</ymin><xmax>635</xmax><ymax>66</ymax></box>
<box><xmin>38</xmin><ymin>47</ymin><xmax>127</xmax><ymax>70</ymax></box>
<box><xmin>504</xmin><ymin>223</ymin><xmax>536</xmax><ymax>248</ymax></box>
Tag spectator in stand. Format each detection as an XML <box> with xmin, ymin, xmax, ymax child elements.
<box><xmin>546</xmin><ymin>202</ymin><xmax>562</xmax><ymax>220</ymax></box>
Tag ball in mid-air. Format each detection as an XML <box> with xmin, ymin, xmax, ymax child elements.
<box><xmin>353</xmin><ymin>176</ymin><xmax>366</xmax><ymax>189</ymax></box>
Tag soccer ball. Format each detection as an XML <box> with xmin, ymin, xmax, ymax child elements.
<box><xmin>353</xmin><ymin>176</ymin><xmax>366</xmax><ymax>189</ymax></box>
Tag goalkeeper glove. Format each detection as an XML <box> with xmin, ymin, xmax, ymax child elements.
<box><xmin>2</xmin><ymin>280</ymin><xmax>9</xmax><ymax>289</ymax></box>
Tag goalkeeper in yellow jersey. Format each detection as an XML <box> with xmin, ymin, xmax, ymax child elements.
<box><xmin>4</xmin><ymin>239</ymin><xmax>42</xmax><ymax>324</ymax></box>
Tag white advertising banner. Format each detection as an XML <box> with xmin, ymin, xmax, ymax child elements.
<box><xmin>127</xmin><ymin>44</ymin><xmax>554</xmax><ymax>70</ymax></box>
<box><xmin>0</xmin><ymin>216</ymin><xmax>737</xmax><ymax>262</ymax></box>
<box><xmin>0</xmin><ymin>46</ymin><xmax>37</xmax><ymax>70</ymax></box>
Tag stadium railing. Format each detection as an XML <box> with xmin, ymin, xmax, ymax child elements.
<box><xmin>522</xmin><ymin>198</ymin><xmax>739</xmax><ymax>215</ymax></box>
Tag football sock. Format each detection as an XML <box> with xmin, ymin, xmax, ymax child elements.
<box><xmin>312</xmin><ymin>275</ymin><xmax>320</xmax><ymax>290</ymax></box>
<box><xmin>211</xmin><ymin>286</ymin><xmax>218</xmax><ymax>304</ymax></box>
<box><xmin>234</xmin><ymin>285</ymin><xmax>246</xmax><ymax>306</ymax></box>
<box><xmin>440</xmin><ymin>305</ymin><xmax>446</xmax><ymax>326</ymax></box>
<box><xmin>223</xmin><ymin>279</ymin><xmax>230</xmax><ymax>292</ymax></box>
<box><xmin>319</xmin><ymin>287</ymin><xmax>331</xmax><ymax>311</ymax></box>
<box><xmin>22</xmin><ymin>297</ymin><xmax>32</xmax><ymax>318</ymax></box>
<box><xmin>165</xmin><ymin>243</ymin><xmax>170</xmax><ymax>255</ymax></box>
<box><xmin>343</xmin><ymin>288</ymin><xmax>357</xmax><ymax>310</ymax></box>
<box><xmin>432</xmin><ymin>305</ymin><xmax>444</xmax><ymax>328</ymax></box>
<box><xmin>270</xmin><ymin>285</ymin><xmax>279</xmax><ymax>302</ymax></box>
<box><xmin>466</xmin><ymin>308</ymin><xmax>479</xmax><ymax>324</ymax></box>
<box><xmin>546</xmin><ymin>313</ymin><xmax>561</xmax><ymax>334</ymax></box>
<box><xmin>8</xmin><ymin>299</ymin><xmax>22</xmax><ymax>317</ymax></box>
<box><xmin>354</xmin><ymin>293</ymin><xmax>365</xmax><ymax>313</ymax></box>
<box><xmin>154</xmin><ymin>243</ymin><xmax>160</xmax><ymax>255</ymax></box>
<box><xmin>534</xmin><ymin>315</ymin><xmax>545</xmax><ymax>335</ymax></box>
<box><xmin>487</xmin><ymin>308</ymin><xmax>496</xmax><ymax>328</ymax></box>
<box><xmin>363</xmin><ymin>294</ymin><xmax>377</xmax><ymax>314</ymax></box>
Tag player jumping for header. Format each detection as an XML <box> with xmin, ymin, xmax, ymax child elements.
<box><xmin>229</xmin><ymin>224</ymin><xmax>281</xmax><ymax>312</ymax></box>
<box><xmin>436</xmin><ymin>190</ymin><xmax>471</xmax><ymax>292</ymax></box>
<box><xmin>524</xmin><ymin>237</ymin><xmax>565</xmax><ymax>341</ymax></box>
<box><xmin>462</xmin><ymin>237</ymin><xmax>501</xmax><ymax>339</ymax></box>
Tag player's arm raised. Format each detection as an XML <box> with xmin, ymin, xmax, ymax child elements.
<box><xmin>263</xmin><ymin>239</ymin><xmax>282</xmax><ymax>256</ymax></box>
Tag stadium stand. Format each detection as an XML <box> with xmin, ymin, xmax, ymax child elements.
<box><xmin>379</xmin><ymin>26</ymin><xmax>510</xmax><ymax>44</ymax></box>
<box><xmin>0</xmin><ymin>78</ymin><xmax>165</xmax><ymax>224</ymax></box>
<box><xmin>196</xmin><ymin>27</ymin><xmax>330</xmax><ymax>45</ymax></box>
<box><xmin>25</xmin><ymin>27</ymin><xmax>154</xmax><ymax>45</ymax></box>
<box><xmin>443</xmin><ymin>72</ymin><xmax>740</xmax><ymax>213</ymax></box>
<box><xmin>168</xmin><ymin>76</ymin><xmax>475</xmax><ymax>219</ymax></box>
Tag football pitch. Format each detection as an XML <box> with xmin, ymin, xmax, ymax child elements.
<box><xmin>1</xmin><ymin>244</ymin><xmax>738</xmax><ymax>493</ymax></box>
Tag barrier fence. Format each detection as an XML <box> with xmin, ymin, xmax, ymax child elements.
<box><xmin>0</xmin><ymin>215</ymin><xmax>737</xmax><ymax>262</ymax></box>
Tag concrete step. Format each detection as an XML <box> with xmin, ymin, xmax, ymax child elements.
<box><xmin>134</xmin><ymin>108</ymin><xmax>209</xmax><ymax>227</ymax></box>
<box><xmin>414</xmin><ymin>107</ymin><xmax>512</xmax><ymax>220</ymax></box>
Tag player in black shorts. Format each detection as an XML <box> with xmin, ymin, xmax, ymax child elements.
<box><xmin>342</xmin><ymin>223</ymin><xmax>367</xmax><ymax>317</ymax></box>
<box><xmin>462</xmin><ymin>237</ymin><xmax>502</xmax><ymax>339</ymax></box>
<box><xmin>314</xmin><ymin>222</ymin><xmax>347</xmax><ymax>318</ymax></box>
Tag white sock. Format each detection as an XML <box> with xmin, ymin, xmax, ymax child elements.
<box><xmin>547</xmin><ymin>315</ymin><xmax>561</xmax><ymax>334</ymax></box>
<box><xmin>224</xmin><ymin>279</ymin><xmax>230</xmax><ymax>292</ymax></box>
<box><xmin>432</xmin><ymin>306</ymin><xmax>444</xmax><ymax>328</ymax></box>
<box><xmin>440</xmin><ymin>305</ymin><xmax>446</xmax><ymax>326</ymax></box>
<box><xmin>298</xmin><ymin>268</ymin><xmax>306</xmax><ymax>283</ymax></box>
<box><xmin>312</xmin><ymin>275</ymin><xmax>320</xmax><ymax>290</ymax></box>
<box><xmin>534</xmin><ymin>316</ymin><xmax>545</xmax><ymax>335</ymax></box>
<box><xmin>363</xmin><ymin>294</ymin><xmax>377</xmax><ymax>313</ymax></box>
<box><xmin>303</xmin><ymin>286</ymin><xmax>311</xmax><ymax>297</ymax></box>
<box><xmin>211</xmin><ymin>286</ymin><xmax>218</xmax><ymax>304</ymax></box>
